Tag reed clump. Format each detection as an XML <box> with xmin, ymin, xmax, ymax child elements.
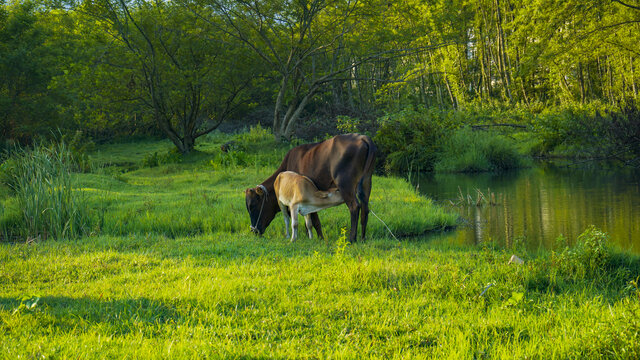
<box><xmin>0</xmin><ymin>142</ymin><xmax>92</xmax><ymax>240</ymax></box>
<box><xmin>449</xmin><ymin>186</ymin><xmax>499</xmax><ymax>207</ymax></box>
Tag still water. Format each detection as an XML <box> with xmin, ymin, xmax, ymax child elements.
<box><xmin>413</xmin><ymin>163</ymin><xmax>640</xmax><ymax>253</ymax></box>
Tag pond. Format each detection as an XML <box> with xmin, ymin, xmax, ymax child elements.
<box><xmin>413</xmin><ymin>163</ymin><xmax>640</xmax><ymax>254</ymax></box>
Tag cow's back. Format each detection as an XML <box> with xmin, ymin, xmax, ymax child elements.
<box><xmin>282</xmin><ymin>134</ymin><xmax>372</xmax><ymax>191</ymax></box>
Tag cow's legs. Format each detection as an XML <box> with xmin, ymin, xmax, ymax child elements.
<box><xmin>360</xmin><ymin>201</ymin><xmax>369</xmax><ymax>241</ymax></box>
<box><xmin>290</xmin><ymin>204</ymin><xmax>299</xmax><ymax>242</ymax></box>
<box><xmin>338</xmin><ymin>186</ymin><xmax>360</xmax><ymax>243</ymax></box>
<box><xmin>278</xmin><ymin>202</ymin><xmax>291</xmax><ymax>239</ymax></box>
<box><xmin>304</xmin><ymin>215</ymin><xmax>314</xmax><ymax>239</ymax></box>
<box><xmin>309</xmin><ymin>213</ymin><xmax>324</xmax><ymax>239</ymax></box>
<box><xmin>358</xmin><ymin>177</ymin><xmax>372</xmax><ymax>241</ymax></box>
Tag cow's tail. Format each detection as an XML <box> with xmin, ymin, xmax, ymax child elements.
<box><xmin>361</xmin><ymin>135</ymin><xmax>376</xmax><ymax>178</ymax></box>
<box><xmin>357</xmin><ymin>135</ymin><xmax>377</xmax><ymax>203</ymax></box>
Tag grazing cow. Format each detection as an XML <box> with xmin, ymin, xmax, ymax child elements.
<box><xmin>245</xmin><ymin>133</ymin><xmax>376</xmax><ymax>242</ymax></box>
<box><xmin>274</xmin><ymin>171</ymin><xmax>344</xmax><ymax>242</ymax></box>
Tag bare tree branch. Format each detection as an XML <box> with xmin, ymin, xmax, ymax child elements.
<box><xmin>613</xmin><ymin>0</ymin><xmax>640</xmax><ymax>11</ymax></box>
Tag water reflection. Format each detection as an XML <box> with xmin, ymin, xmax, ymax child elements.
<box><xmin>413</xmin><ymin>164</ymin><xmax>640</xmax><ymax>253</ymax></box>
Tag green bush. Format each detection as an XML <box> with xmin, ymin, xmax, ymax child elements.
<box><xmin>552</xmin><ymin>226</ymin><xmax>616</xmax><ymax>280</ymax></box>
<box><xmin>435</xmin><ymin>127</ymin><xmax>528</xmax><ymax>173</ymax></box>
<box><xmin>532</xmin><ymin>103</ymin><xmax>632</xmax><ymax>158</ymax></box>
<box><xmin>375</xmin><ymin>107</ymin><xmax>455</xmax><ymax>173</ymax></box>
<box><xmin>336</xmin><ymin>115</ymin><xmax>361</xmax><ymax>134</ymax></box>
<box><xmin>572</xmin><ymin>225</ymin><xmax>611</xmax><ymax>274</ymax></box>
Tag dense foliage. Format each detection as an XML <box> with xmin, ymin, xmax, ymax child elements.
<box><xmin>1</xmin><ymin>0</ymin><xmax>638</xmax><ymax>157</ymax></box>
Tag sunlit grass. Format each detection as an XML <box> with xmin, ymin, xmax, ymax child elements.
<box><xmin>1</xmin><ymin>130</ymin><xmax>639</xmax><ymax>358</ymax></box>
<box><xmin>2</xmin><ymin>231</ymin><xmax>639</xmax><ymax>358</ymax></box>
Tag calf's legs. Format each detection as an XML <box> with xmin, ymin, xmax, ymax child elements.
<box><xmin>289</xmin><ymin>204</ymin><xmax>299</xmax><ymax>242</ymax></box>
<box><xmin>278</xmin><ymin>202</ymin><xmax>292</xmax><ymax>239</ymax></box>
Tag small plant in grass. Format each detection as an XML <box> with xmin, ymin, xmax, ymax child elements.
<box><xmin>573</xmin><ymin>225</ymin><xmax>611</xmax><ymax>272</ymax></box>
<box><xmin>626</xmin><ymin>276</ymin><xmax>640</xmax><ymax>302</ymax></box>
<box><xmin>334</xmin><ymin>227</ymin><xmax>350</xmax><ymax>259</ymax></box>
<box><xmin>12</xmin><ymin>296</ymin><xmax>40</xmax><ymax>315</ymax></box>
<box><xmin>142</xmin><ymin>148</ymin><xmax>182</xmax><ymax>167</ymax></box>
<box><xmin>553</xmin><ymin>225</ymin><xmax>612</xmax><ymax>279</ymax></box>
<box><xmin>211</xmin><ymin>150</ymin><xmax>248</xmax><ymax>170</ymax></box>
<box><xmin>237</xmin><ymin>124</ymin><xmax>272</xmax><ymax>147</ymax></box>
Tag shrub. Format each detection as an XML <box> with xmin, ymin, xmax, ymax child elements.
<box><xmin>484</xmin><ymin>134</ymin><xmax>526</xmax><ymax>170</ymax></box>
<box><xmin>531</xmin><ymin>103</ymin><xmax>638</xmax><ymax>159</ymax></box>
<box><xmin>552</xmin><ymin>226</ymin><xmax>614</xmax><ymax>280</ymax></box>
<box><xmin>434</xmin><ymin>127</ymin><xmax>528</xmax><ymax>172</ymax></box>
<box><xmin>572</xmin><ymin>225</ymin><xmax>611</xmax><ymax>273</ymax></box>
<box><xmin>374</xmin><ymin>107</ymin><xmax>454</xmax><ymax>173</ymax></box>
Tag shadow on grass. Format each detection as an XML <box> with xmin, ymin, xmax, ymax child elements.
<box><xmin>1</xmin><ymin>296</ymin><xmax>187</xmax><ymax>336</ymax></box>
<box><xmin>0</xmin><ymin>294</ymin><xmax>320</xmax><ymax>352</ymax></box>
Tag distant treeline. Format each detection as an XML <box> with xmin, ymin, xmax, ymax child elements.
<box><xmin>1</xmin><ymin>0</ymin><xmax>639</xmax><ymax>153</ymax></box>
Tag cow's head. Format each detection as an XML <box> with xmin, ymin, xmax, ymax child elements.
<box><xmin>244</xmin><ymin>185</ymin><xmax>277</xmax><ymax>235</ymax></box>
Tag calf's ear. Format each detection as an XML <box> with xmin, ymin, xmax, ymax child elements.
<box><xmin>255</xmin><ymin>186</ymin><xmax>264</xmax><ymax>196</ymax></box>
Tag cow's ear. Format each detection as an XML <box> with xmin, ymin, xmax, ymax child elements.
<box><xmin>246</xmin><ymin>188</ymin><xmax>254</xmax><ymax>195</ymax></box>
<box><xmin>255</xmin><ymin>186</ymin><xmax>264</xmax><ymax>196</ymax></box>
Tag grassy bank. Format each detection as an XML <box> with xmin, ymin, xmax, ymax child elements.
<box><xmin>0</xmin><ymin>129</ymin><xmax>455</xmax><ymax>241</ymax></box>
<box><xmin>1</xmin><ymin>229</ymin><xmax>639</xmax><ymax>358</ymax></box>
<box><xmin>1</xmin><ymin>130</ymin><xmax>639</xmax><ymax>358</ymax></box>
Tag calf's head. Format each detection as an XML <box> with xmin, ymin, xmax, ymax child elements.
<box><xmin>244</xmin><ymin>185</ymin><xmax>277</xmax><ymax>235</ymax></box>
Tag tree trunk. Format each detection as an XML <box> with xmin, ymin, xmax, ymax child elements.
<box><xmin>579</xmin><ymin>62</ymin><xmax>586</xmax><ymax>104</ymax></box>
<box><xmin>632</xmin><ymin>57</ymin><xmax>638</xmax><ymax>98</ymax></box>
<box><xmin>560</xmin><ymin>74</ymin><xmax>574</xmax><ymax>102</ymax></box>
<box><xmin>273</xmin><ymin>75</ymin><xmax>289</xmax><ymax>140</ymax></box>
<box><xmin>494</xmin><ymin>0</ymin><xmax>512</xmax><ymax>101</ymax></box>
<box><xmin>608</xmin><ymin>56</ymin><xmax>615</xmax><ymax>104</ymax></box>
<box><xmin>444</xmin><ymin>70</ymin><xmax>458</xmax><ymax>109</ymax></box>
<box><xmin>520</xmin><ymin>77</ymin><xmax>530</xmax><ymax>107</ymax></box>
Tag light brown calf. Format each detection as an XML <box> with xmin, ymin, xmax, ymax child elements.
<box><xmin>274</xmin><ymin>171</ymin><xmax>344</xmax><ymax>242</ymax></box>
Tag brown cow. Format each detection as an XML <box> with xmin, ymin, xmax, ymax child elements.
<box><xmin>274</xmin><ymin>171</ymin><xmax>344</xmax><ymax>242</ymax></box>
<box><xmin>244</xmin><ymin>133</ymin><xmax>376</xmax><ymax>242</ymax></box>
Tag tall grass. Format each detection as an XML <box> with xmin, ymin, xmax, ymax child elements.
<box><xmin>1</xmin><ymin>143</ymin><xmax>92</xmax><ymax>240</ymax></box>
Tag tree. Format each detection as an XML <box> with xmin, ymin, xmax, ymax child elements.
<box><xmin>0</xmin><ymin>1</ymin><xmax>60</xmax><ymax>143</ymax></box>
<box><xmin>184</xmin><ymin>0</ymin><xmax>423</xmax><ymax>139</ymax></box>
<box><xmin>81</xmin><ymin>0</ymin><xmax>258</xmax><ymax>153</ymax></box>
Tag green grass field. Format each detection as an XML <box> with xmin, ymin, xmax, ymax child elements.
<box><xmin>1</xmin><ymin>130</ymin><xmax>639</xmax><ymax>358</ymax></box>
